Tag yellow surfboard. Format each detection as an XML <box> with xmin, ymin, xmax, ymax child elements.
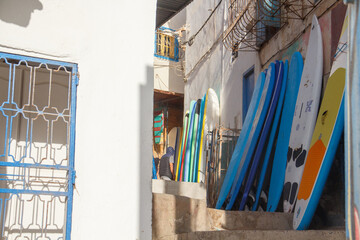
<box><xmin>294</xmin><ymin>68</ymin><xmax>345</xmax><ymax>230</ymax></box>
<box><xmin>197</xmin><ymin>91</ymin><xmax>208</xmax><ymax>183</ymax></box>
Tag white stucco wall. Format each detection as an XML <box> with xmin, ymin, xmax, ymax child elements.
<box><xmin>154</xmin><ymin>9</ymin><xmax>186</xmax><ymax>94</ymax></box>
<box><xmin>154</xmin><ymin>58</ymin><xmax>185</xmax><ymax>94</ymax></box>
<box><xmin>184</xmin><ymin>0</ymin><xmax>260</xmax><ymax>130</ymax></box>
<box><xmin>0</xmin><ymin>0</ymin><xmax>156</xmax><ymax>239</ymax></box>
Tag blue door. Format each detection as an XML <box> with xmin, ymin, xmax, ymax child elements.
<box><xmin>243</xmin><ymin>66</ymin><xmax>255</xmax><ymax>123</ymax></box>
<box><xmin>0</xmin><ymin>52</ymin><xmax>78</xmax><ymax>240</ymax></box>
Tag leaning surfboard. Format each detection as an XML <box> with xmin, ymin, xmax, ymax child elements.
<box><xmin>168</xmin><ymin>127</ymin><xmax>178</xmax><ymax>150</ymax></box>
<box><xmin>253</xmin><ymin>59</ymin><xmax>288</xmax><ymax>211</ymax></box>
<box><xmin>294</xmin><ymin>69</ymin><xmax>345</xmax><ymax>230</ymax></box>
<box><xmin>198</xmin><ymin>89</ymin><xmax>219</xmax><ymax>183</ymax></box>
<box><xmin>168</xmin><ymin>127</ymin><xmax>180</xmax><ymax>176</ymax></box>
<box><xmin>197</xmin><ymin>93</ymin><xmax>208</xmax><ymax>183</ymax></box>
<box><xmin>189</xmin><ymin>99</ymin><xmax>201</xmax><ymax>182</ymax></box>
<box><xmin>174</xmin><ymin>128</ymin><xmax>183</xmax><ymax>181</ymax></box>
<box><xmin>283</xmin><ymin>15</ymin><xmax>323</xmax><ymax>213</ymax></box>
<box><xmin>267</xmin><ymin>52</ymin><xmax>303</xmax><ymax>212</ymax></box>
<box><xmin>345</xmin><ymin>3</ymin><xmax>360</xmax><ymax>239</ymax></box>
<box><xmin>240</xmin><ymin>60</ymin><xmax>284</xmax><ymax>210</ymax></box>
<box><xmin>215</xmin><ymin>72</ymin><xmax>266</xmax><ymax>209</ymax></box>
<box><xmin>184</xmin><ymin>100</ymin><xmax>197</xmax><ymax>182</ymax></box>
<box><xmin>178</xmin><ymin>111</ymin><xmax>190</xmax><ymax>181</ymax></box>
<box><xmin>194</xmin><ymin>94</ymin><xmax>206</xmax><ymax>182</ymax></box>
<box><xmin>294</xmin><ymin>10</ymin><xmax>348</xmax><ymax>230</ymax></box>
<box><xmin>226</xmin><ymin>63</ymin><xmax>276</xmax><ymax>210</ymax></box>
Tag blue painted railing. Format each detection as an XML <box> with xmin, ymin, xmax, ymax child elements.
<box><xmin>0</xmin><ymin>52</ymin><xmax>77</xmax><ymax>240</ymax></box>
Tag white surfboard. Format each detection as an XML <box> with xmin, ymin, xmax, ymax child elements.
<box><xmin>168</xmin><ymin>127</ymin><xmax>179</xmax><ymax>149</ymax></box>
<box><xmin>293</xmin><ymin>11</ymin><xmax>348</xmax><ymax>230</ymax></box>
<box><xmin>283</xmin><ymin>15</ymin><xmax>323</xmax><ymax>213</ymax></box>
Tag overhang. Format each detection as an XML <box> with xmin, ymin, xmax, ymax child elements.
<box><xmin>156</xmin><ymin>0</ymin><xmax>193</xmax><ymax>29</ymax></box>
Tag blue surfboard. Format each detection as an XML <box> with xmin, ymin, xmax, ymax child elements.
<box><xmin>267</xmin><ymin>52</ymin><xmax>303</xmax><ymax>212</ymax></box>
<box><xmin>240</xmin><ymin>61</ymin><xmax>284</xmax><ymax>210</ymax></box>
<box><xmin>215</xmin><ymin>72</ymin><xmax>266</xmax><ymax>209</ymax></box>
<box><xmin>193</xmin><ymin>94</ymin><xmax>206</xmax><ymax>182</ymax></box>
<box><xmin>184</xmin><ymin>100</ymin><xmax>196</xmax><ymax>182</ymax></box>
<box><xmin>226</xmin><ymin>63</ymin><xmax>276</xmax><ymax>210</ymax></box>
<box><xmin>252</xmin><ymin>60</ymin><xmax>288</xmax><ymax>211</ymax></box>
<box><xmin>153</xmin><ymin>156</ymin><xmax>157</xmax><ymax>179</ymax></box>
<box><xmin>189</xmin><ymin>99</ymin><xmax>201</xmax><ymax>182</ymax></box>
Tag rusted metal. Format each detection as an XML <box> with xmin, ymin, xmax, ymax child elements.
<box><xmin>223</xmin><ymin>0</ymin><xmax>322</xmax><ymax>52</ymax></box>
<box><xmin>206</xmin><ymin>126</ymin><xmax>240</xmax><ymax>208</ymax></box>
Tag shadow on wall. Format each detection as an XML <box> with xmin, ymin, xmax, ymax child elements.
<box><xmin>0</xmin><ymin>0</ymin><xmax>43</xmax><ymax>27</ymax></box>
<box><xmin>139</xmin><ymin>66</ymin><xmax>154</xmax><ymax>239</ymax></box>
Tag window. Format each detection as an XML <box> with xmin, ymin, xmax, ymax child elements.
<box><xmin>256</xmin><ymin>0</ymin><xmax>281</xmax><ymax>47</ymax></box>
<box><xmin>154</xmin><ymin>27</ymin><xmax>179</xmax><ymax>62</ymax></box>
<box><xmin>0</xmin><ymin>52</ymin><xmax>78</xmax><ymax>240</ymax></box>
<box><xmin>243</xmin><ymin>66</ymin><xmax>255</xmax><ymax>123</ymax></box>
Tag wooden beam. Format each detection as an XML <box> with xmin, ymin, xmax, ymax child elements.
<box><xmin>154</xmin><ymin>89</ymin><xmax>184</xmax><ymax>97</ymax></box>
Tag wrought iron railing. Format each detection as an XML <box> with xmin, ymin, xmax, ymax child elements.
<box><xmin>0</xmin><ymin>52</ymin><xmax>78</xmax><ymax>240</ymax></box>
<box><xmin>224</xmin><ymin>0</ymin><xmax>321</xmax><ymax>52</ymax></box>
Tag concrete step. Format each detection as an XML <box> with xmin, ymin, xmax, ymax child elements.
<box><xmin>208</xmin><ymin>208</ymin><xmax>293</xmax><ymax>231</ymax></box>
<box><xmin>153</xmin><ymin>193</ymin><xmax>296</xmax><ymax>239</ymax></box>
<box><xmin>152</xmin><ymin>179</ymin><xmax>206</xmax><ymax>200</ymax></box>
<box><xmin>156</xmin><ymin>230</ymin><xmax>345</xmax><ymax>240</ymax></box>
<box><xmin>152</xmin><ymin>193</ymin><xmax>209</xmax><ymax>239</ymax></box>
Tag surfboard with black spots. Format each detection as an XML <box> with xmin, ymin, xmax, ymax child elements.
<box><xmin>283</xmin><ymin>15</ymin><xmax>323</xmax><ymax>213</ymax></box>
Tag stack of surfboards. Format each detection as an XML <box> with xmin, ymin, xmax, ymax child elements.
<box><xmin>173</xmin><ymin>88</ymin><xmax>220</xmax><ymax>183</ymax></box>
<box><xmin>214</xmin><ymin>14</ymin><xmax>347</xmax><ymax>230</ymax></box>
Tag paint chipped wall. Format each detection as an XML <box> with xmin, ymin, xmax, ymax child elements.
<box><xmin>184</xmin><ymin>0</ymin><xmax>261</xmax><ymax>130</ymax></box>
<box><xmin>183</xmin><ymin>0</ymin><xmax>346</xmax><ymax>133</ymax></box>
<box><xmin>259</xmin><ymin>0</ymin><xmax>347</xmax><ymax>92</ymax></box>
<box><xmin>257</xmin><ymin>0</ymin><xmax>347</xmax><ymax>227</ymax></box>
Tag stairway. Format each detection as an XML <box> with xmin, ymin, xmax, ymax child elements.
<box><xmin>152</xmin><ymin>180</ymin><xmax>345</xmax><ymax>240</ymax></box>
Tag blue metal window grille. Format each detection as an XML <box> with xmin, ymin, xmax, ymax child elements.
<box><xmin>256</xmin><ymin>0</ymin><xmax>281</xmax><ymax>47</ymax></box>
<box><xmin>0</xmin><ymin>52</ymin><xmax>78</xmax><ymax>240</ymax></box>
<box><xmin>154</xmin><ymin>27</ymin><xmax>179</xmax><ymax>62</ymax></box>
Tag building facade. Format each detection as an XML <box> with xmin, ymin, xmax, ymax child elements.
<box><xmin>0</xmin><ymin>0</ymin><xmax>156</xmax><ymax>239</ymax></box>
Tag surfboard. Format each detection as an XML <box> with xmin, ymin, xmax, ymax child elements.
<box><xmin>226</xmin><ymin>63</ymin><xmax>276</xmax><ymax>210</ymax></box>
<box><xmin>253</xmin><ymin>60</ymin><xmax>288</xmax><ymax>211</ymax></box>
<box><xmin>240</xmin><ymin>60</ymin><xmax>284</xmax><ymax>210</ymax></box>
<box><xmin>215</xmin><ymin>72</ymin><xmax>266</xmax><ymax>209</ymax></box>
<box><xmin>294</xmin><ymin>68</ymin><xmax>345</xmax><ymax>229</ymax></box>
<box><xmin>184</xmin><ymin>100</ymin><xmax>197</xmax><ymax>182</ymax></box>
<box><xmin>168</xmin><ymin>127</ymin><xmax>178</xmax><ymax>150</ymax></box>
<box><xmin>174</xmin><ymin>127</ymin><xmax>181</xmax><ymax>179</ymax></box>
<box><xmin>197</xmin><ymin>93</ymin><xmax>208</xmax><ymax>183</ymax></box>
<box><xmin>189</xmin><ymin>99</ymin><xmax>201</xmax><ymax>182</ymax></box>
<box><xmin>199</xmin><ymin>89</ymin><xmax>220</xmax><ymax>183</ymax></box>
<box><xmin>153</xmin><ymin>156</ymin><xmax>157</xmax><ymax>179</ymax></box>
<box><xmin>177</xmin><ymin>111</ymin><xmax>190</xmax><ymax>181</ymax></box>
<box><xmin>154</xmin><ymin>109</ymin><xmax>164</xmax><ymax>144</ymax></box>
<box><xmin>294</xmin><ymin>10</ymin><xmax>348</xmax><ymax>230</ymax></box>
<box><xmin>267</xmin><ymin>52</ymin><xmax>303</xmax><ymax>212</ymax></box>
<box><xmin>168</xmin><ymin>127</ymin><xmax>180</xmax><ymax>177</ymax></box>
<box><xmin>194</xmin><ymin>94</ymin><xmax>206</xmax><ymax>182</ymax></box>
<box><xmin>344</xmin><ymin>5</ymin><xmax>360</xmax><ymax>239</ymax></box>
<box><xmin>174</xmin><ymin>128</ymin><xmax>182</xmax><ymax>181</ymax></box>
<box><xmin>283</xmin><ymin>15</ymin><xmax>323</xmax><ymax>213</ymax></box>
